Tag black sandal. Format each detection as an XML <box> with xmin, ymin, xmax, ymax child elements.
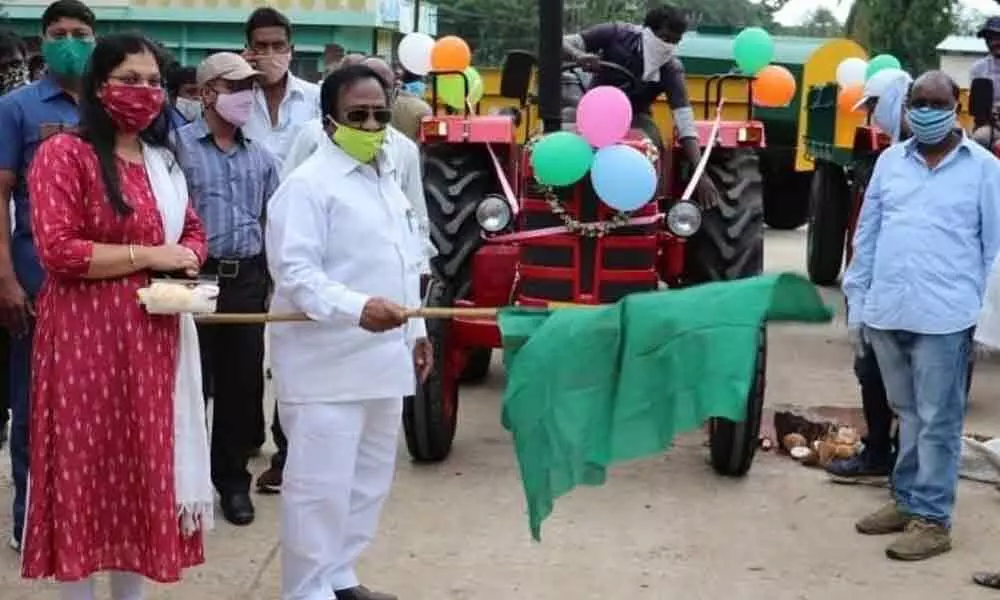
<box><xmin>973</xmin><ymin>572</ymin><xmax>1000</xmax><ymax>589</ymax></box>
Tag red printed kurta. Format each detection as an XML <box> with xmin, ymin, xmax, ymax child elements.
<box><xmin>21</xmin><ymin>133</ymin><xmax>208</xmax><ymax>582</ymax></box>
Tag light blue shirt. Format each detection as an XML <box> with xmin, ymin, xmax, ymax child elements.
<box><xmin>844</xmin><ymin>134</ymin><xmax>1000</xmax><ymax>334</ymax></box>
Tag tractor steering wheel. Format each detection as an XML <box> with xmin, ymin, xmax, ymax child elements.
<box><xmin>561</xmin><ymin>60</ymin><xmax>640</xmax><ymax>97</ymax></box>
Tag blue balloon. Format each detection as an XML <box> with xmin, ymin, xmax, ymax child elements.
<box><xmin>590</xmin><ymin>145</ymin><xmax>657</xmax><ymax>211</ymax></box>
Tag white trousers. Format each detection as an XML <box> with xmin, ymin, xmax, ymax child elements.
<box><xmin>279</xmin><ymin>398</ymin><xmax>402</xmax><ymax>600</ymax></box>
<box><xmin>59</xmin><ymin>572</ymin><xmax>144</xmax><ymax>600</ymax></box>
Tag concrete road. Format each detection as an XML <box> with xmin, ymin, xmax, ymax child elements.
<box><xmin>3</xmin><ymin>228</ymin><xmax>1000</xmax><ymax>600</ymax></box>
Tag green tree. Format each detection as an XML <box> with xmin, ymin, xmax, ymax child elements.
<box><xmin>845</xmin><ymin>0</ymin><xmax>959</xmax><ymax>73</ymax></box>
<box><xmin>784</xmin><ymin>8</ymin><xmax>843</xmax><ymax>38</ymax></box>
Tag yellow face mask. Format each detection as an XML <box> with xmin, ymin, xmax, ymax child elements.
<box><xmin>330</xmin><ymin>119</ymin><xmax>387</xmax><ymax>164</ymax></box>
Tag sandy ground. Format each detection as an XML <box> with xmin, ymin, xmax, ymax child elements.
<box><xmin>3</xmin><ymin>228</ymin><xmax>1000</xmax><ymax>600</ymax></box>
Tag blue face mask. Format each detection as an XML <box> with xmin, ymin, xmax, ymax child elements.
<box><xmin>402</xmin><ymin>81</ymin><xmax>426</xmax><ymax>97</ymax></box>
<box><xmin>906</xmin><ymin>107</ymin><xmax>956</xmax><ymax>145</ymax></box>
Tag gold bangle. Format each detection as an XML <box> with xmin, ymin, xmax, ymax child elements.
<box><xmin>128</xmin><ymin>244</ymin><xmax>136</xmax><ymax>266</ymax></box>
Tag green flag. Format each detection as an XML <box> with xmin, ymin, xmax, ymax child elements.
<box><xmin>498</xmin><ymin>273</ymin><xmax>833</xmax><ymax>541</ymax></box>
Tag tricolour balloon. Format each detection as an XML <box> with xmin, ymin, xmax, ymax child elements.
<box><xmin>576</xmin><ymin>86</ymin><xmax>632</xmax><ymax>148</ymax></box>
<box><xmin>835</xmin><ymin>57</ymin><xmax>868</xmax><ymax>88</ymax></box>
<box><xmin>590</xmin><ymin>145</ymin><xmax>657</xmax><ymax>212</ymax></box>
<box><xmin>753</xmin><ymin>65</ymin><xmax>797</xmax><ymax>108</ymax></box>
<box><xmin>530</xmin><ymin>131</ymin><xmax>594</xmax><ymax>187</ymax></box>
<box><xmin>397</xmin><ymin>32</ymin><xmax>435</xmax><ymax>76</ymax></box>
<box><xmin>430</xmin><ymin>36</ymin><xmax>472</xmax><ymax>72</ymax></box>
<box><xmin>436</xmin><ymin>66</ymin><xmax>484</xmax><ymax>110</ymax></box>
<box><xmin>838</xmin><ymin>83</ymin><xmax>865</xmax><ymax>114</ymax></box>
<box><xmin>732</xmin><ymin>27</ymin><xmax>774</xmax><ymax>76</ymax></box>
<box><xmin>865</xmin><ymin>54</ymin><xmax>902</xmax><ymax>81</ymax></box>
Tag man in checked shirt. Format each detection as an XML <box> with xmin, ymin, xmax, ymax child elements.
<box><xmin>174</xmin><ymin>51</ymin><xmax>280</xmax><ymax>527</ymax></box>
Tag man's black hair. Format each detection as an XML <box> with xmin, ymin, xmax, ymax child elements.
<box><xmin>41</xmin><ymin>0</ymin><xmax>96</xmax><ymax>32</ymax></box>
<box><xmin>245</xmin><ymin>7</ymin><xmax>292</xmax><ymax>45</ymax></box>
<box><xmin>166</xmin><ymin>65</ymin><xmax>196</xmax><ymax>97</ymax></box>
<box><xmin>0</xmin><ymin>29</ymin><xmax>26</xmax><ymax>61</ymax></box>
<box><xmin>643</xmin><ymin>5</ymin><xmax>687</xmax><ymax>34</ymax></box>
<box><xmin>320</xmin><ymin>64</ymin><xmax>389</xmax><ymax>120</ymax></box>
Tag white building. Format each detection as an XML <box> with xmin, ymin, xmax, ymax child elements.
<box><xmin>937</xmin><ymin>35</ymin><xmax>988</xmax><ymax>88</ymax></box>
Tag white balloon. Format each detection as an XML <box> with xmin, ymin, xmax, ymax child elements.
<box><xmin>836</xmin><ymin>57</ymin><xmax>868</xmax><ymax>88</ymax></box>
<box><xmin>863</xmin><ymin>67</ymin><xmax>911</xmax><ymax>98</ymax></box>
<box><xmin>398</xmin><ymin>32</ymin><xmax>435</xmax><ymax>76</ymax></box>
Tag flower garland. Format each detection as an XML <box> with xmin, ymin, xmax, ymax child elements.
<box><xmin>530</xmin><ymin>132</ymin><xmax>661</xmax><ymax>238</ymax></box>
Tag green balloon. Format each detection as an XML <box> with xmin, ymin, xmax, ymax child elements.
<box><xmin>437</xmin><ymin>66</ymin><xmax>483</xmax><ymax>110</ymax></box>
<box><xmin>732</xmin><ymin>27</ymin><xmax>774</xmax><ymax>76</ymax></box>
<box><xmin>530</xmin><ymin>132</ymin><xmax>594</xmax><ymax>187</ymax></box>
<box><xmin>865</xmin><ymin>54</ymin><xmax>902</xmax><ymax>81</ymax></box>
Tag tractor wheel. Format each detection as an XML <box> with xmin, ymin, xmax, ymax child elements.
<box><xmin>806</xmin><ymin>161</ymin><xmax>850</xmax><ymax>287</ymax></box>
<box><xmin>709</xmin><ymin>331</ymin><xmax>767</xmax><ymax>477</ymax></box>
<box><xmin>423</xmin><ymin>145</ymin><xmax>494</xmax><ymax>298</ymax></box>
<box><xmin>460</xmin><ymin>348</ymin><xmax>492</xmax><ymax>383</ymax></box>
<box><xmin>763</xmin><ymin>171</ymin><xmax>811</xmax><ymax>230</ymax></box>
<box><xmin>685</xmin><ymin>148</ymin><xmax>764</xmax><ymax>283</ymax></box>
<box><xmin>403</xmin><ymin>278</ymin><xmax>460</xmax><ymax>463</ymax></box>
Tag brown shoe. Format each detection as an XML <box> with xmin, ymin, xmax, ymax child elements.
<box><xmin>256</xmin><ymin>466</ymin><xmax>282</xmax><ymax>495</ymax></box>
<box><xmin>335</xmin><ymin>586</ymin><xmax>397</xmax><ymax>600</ymax></box>
<box><xmin>886</xmin><ymin>519</ymin><xmax>952</xmax><ymax>561</ymax></box>
<box><xmin>856</xmin><ymin>502</ymin><xmax>910</xmax><ymax>535</ymax></box>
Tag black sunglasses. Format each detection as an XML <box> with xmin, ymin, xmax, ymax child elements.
<box><xmin>344</xmin><ymin>107</ymin><xmax>392</xmax><ymax>125</ymax></box>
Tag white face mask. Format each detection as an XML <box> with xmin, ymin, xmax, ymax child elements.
<box><xmin>175</xmin><ymin>96</ymin><xmax>203</xmax><ymax>122</ymax></box>
<box><xmin>641</xmin><ymin>27</ymin><xmax>676</xmax><ymax>83</ymax></box>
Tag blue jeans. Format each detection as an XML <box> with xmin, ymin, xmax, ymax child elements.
<box><xmin>867</xmin><ymin>327</ymin><xmax>971</xmax><ymax>526</ymax></box>
<box><xmin>10</xmin><ymin>236</ymin><xmax>42</xmax><ymax>544</ymax></box>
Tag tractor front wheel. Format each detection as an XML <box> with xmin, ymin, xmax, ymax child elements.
<box><xmin>806</xmin><ymin>161</ymin><xmax>850</xmax><ymax>287</ymax></box>
<box><xmin>709</xmin><ymin>331</ymin><xmax>767</xmax><ymax>477</ymax></box>
<box><xmin>403</xmin><ymin>278</ymin><xmax>460</xmax><ymax>463</ymax></box>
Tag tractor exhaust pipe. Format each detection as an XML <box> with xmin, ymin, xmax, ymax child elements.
<box><xmin>538</xmin><ymin>0</ymin><xmax>563</xmax><ymax>133</ymax></box>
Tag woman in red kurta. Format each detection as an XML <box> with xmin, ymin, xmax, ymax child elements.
<box><xmin>21</xmin><ymin>33</ymin><xmax>208</xmax><ymax>597</ymax></box>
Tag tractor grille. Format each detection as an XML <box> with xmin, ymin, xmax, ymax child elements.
<box><xmin>517</xmin><ymin>184</ymin><xmax>660</xmax><ymax>304</ymax></box>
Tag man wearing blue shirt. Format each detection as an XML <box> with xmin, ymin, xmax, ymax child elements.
<box><xmin>0</xmin><ymin>0</ymin><xmax>94</xmax><ymax>553</ymax></box>
<box><xmin>843</xmin><ymin>71</ymin><xmax>1000</xmax><ymax>561</ymax></box>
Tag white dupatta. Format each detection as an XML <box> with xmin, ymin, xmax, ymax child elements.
<box><xmin>142</xmin><ymin>142</ymin><xmax>215</xmax><ymax>535</ymax></box>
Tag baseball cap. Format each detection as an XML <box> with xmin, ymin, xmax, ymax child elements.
<box><xmin>978</xmin><ymin>16</ymin><xmax>1000</xmax><ymax>38</ymax></box>
<box><xmin>196</xmin><ymin>52</ymin><xmax>260</xmax><ymax>86</ymax></box>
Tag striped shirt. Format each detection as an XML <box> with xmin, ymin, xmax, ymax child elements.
<box><xmin>173</xmin><ymin>118</ymin><xmax>280</xmax><ymax>259</ymax></box>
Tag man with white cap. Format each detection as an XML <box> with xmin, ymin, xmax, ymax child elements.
<box><xmin>853</xmin><ymin>68</ymin><xmax>913</xmax><ymax>143</ymax></box>
<box><xmin>174</xmin><ymin>51</ymin><xmax>281</xmax><ymax>526</ymax></box>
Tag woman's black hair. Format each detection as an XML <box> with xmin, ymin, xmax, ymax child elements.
<box><xmin>78</xmin><ymin>32</ymin><xmax>172</xmax><ymax>217</ymax></box>
<box><xmin>320</xmin><ymin>64</ymin><xmax>389</xmax><ymax>120</ymax></box>
<box><xmin>41</xmin><ymin>0</ymin><xmax>96</xmax><ymax>32</ymax></box>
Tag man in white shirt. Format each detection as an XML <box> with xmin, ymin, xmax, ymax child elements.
<box><xmin>266</xmin><ymin>64</ymin><xmax>432</xmax><ymax>600</ymax></box>
<box><xmin>242</xmin><ymin>6</ymin><xmax>321</xmax><ymax>164</ymax></box>
<box><xmin>282</xmin><ymin>56</ymin><xmax>435</xmax><ymax>273</ymax></box>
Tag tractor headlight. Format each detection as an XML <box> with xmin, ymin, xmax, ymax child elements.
<box><xmin>476</xmin><ymin>195</ymin><xmax>512</xmax><ymax>233</ymax></box>
<box><xmin>666</xmin><ymin>201</ymin><xmax>702</xmax><ymax>238</ymax></box>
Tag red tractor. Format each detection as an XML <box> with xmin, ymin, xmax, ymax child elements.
<box><xmin>405</xmin><ymin>0</ymin><xmax>768</xmax><ymax>477</ymax></box>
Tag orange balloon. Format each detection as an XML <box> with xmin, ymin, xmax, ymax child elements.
<box><xmin>430</xmin><ymin>36</ymin><xmax>472</xmax><ymax>72</ymax></box>
<box><xmin>837</xmin><ymin>84</ymin><xmax>865</xmax><ymax>113</ymax></box>
<box><xmin>752</xmin><ymin>65</ymin><xmax>796</xmax><ymax>108</ymax></box>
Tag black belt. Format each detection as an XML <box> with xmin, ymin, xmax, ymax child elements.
<box><xmin>203</xmin><ymin>255</ymin><xmax>264</xmax><ymax>279</ymax></box>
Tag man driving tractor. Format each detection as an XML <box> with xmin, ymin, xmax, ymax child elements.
<box><xmin>561</xmin><ymin>4</ymin><xmax>720</xmax><ymax>207</ymax></box>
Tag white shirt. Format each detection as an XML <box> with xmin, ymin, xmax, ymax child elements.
<box><xmin>266</xmin><ymin>141</ymin><xmax>426</xmax><ymax>403</ymax></box>
<box><xmin>243</xmin><ymin>73</ymin><xmax>321</xmax><ymax>164</ymax></box>
<box><xmin>282</xmin><ymin>118</ymin><xmax>437</xmax><ymax>272</ymax></box>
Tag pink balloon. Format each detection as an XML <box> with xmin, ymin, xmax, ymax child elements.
<box><xmin>576</xmin><ymin>86</ymin><xmax>633</xmax><ymax>148</ymax></box>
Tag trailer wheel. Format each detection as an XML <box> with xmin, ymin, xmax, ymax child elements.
<box><xmin>403</xmin><ymin>278</ymin><xmax>460</xmax><ymax>463</ymax></box>
<box><xmin>806</xmin><ymin>161</ymin><xmax>850</xmax><ymax>287</ymax></box>
<box><xmin>762</xmin><ymin>159</ymin><xmax>811</xmax><ymax>230</ymax></box>
<box><xmin>460</xmin><ymin>348</ymin><xmax>492</xmax><ymax>383</ymax></box>
<box><xmin>685</xmin><ymin>148</ymin><xmax>764</xmax><ymax>282</ymax></box>
<box><xmin>709</xmin><ymin>330</ymin><xmax>767</xmax><ymax>477</ymax></box>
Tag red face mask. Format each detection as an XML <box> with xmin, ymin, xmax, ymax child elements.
<box><xmin>97</xmin><ymin>83</ymin><xmax>166</xmax><ymax>133</ymax></box>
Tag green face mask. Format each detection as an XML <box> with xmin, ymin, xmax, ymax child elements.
<box><xmin>42</xmin><ymin>38</ymin><xmax>95</xmax><ymax>79</ymax></box>
<box><xmin>331</xmin><ymin>121</ymin><xmax>387</xmax><ymax>164</ymax></box>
